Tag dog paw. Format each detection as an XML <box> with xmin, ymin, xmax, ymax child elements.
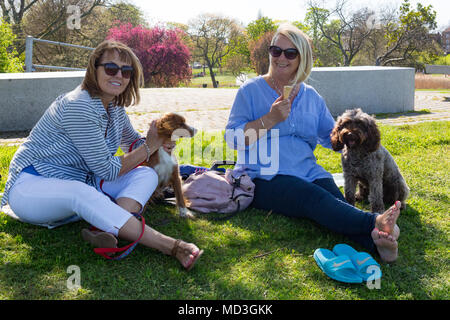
<box><xmin>178</xmin><ymin>207</ymin><xmax>196</xmax><ymax>219</ymax></box>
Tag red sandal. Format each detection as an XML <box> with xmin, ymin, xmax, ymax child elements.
<box><xmin>171</xmin><ymin>239</ymin><xmax>204</xmax><ymax>271</ymax></box>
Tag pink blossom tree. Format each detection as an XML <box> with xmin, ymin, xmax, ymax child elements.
<box><xmin>107</xmin><ymin>23</ymin><xmax>192</xmax><ymax>87</ymax></box>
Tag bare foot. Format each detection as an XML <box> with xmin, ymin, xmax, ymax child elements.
<box><xmin>81</xmin><ymin>229</ymin><xmax>118</xmax><ymax>257</ymax></box>
<box><xmin>81</xmin><ymin>228</ymin><xmax>118</xmax><ymax>248</ymax></box>
<box><xmin>172</xmin><ymin>240</ymin><xmax>203</xmax><ymax>271</ymax></box>
<box><xmin>375</xmin><ymin>201</ymin><xmax>401</xmax><ymax>237</ymax></box>
<box><xmin>371</xmin><ymin>228</ymin><xmax>398</xmax><ymax>263</ymax></box>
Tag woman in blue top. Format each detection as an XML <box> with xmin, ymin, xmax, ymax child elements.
<box><xmin>2</xmin><ymin>40</ymin><xmax>202</xmax><ymax>269</ymax></box>
<box><xmin>225</xmin><ymin>24</ymin><xmax>400</xmax><ymax>262</ymax></box>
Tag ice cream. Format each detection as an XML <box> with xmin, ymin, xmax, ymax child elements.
<box><xmin>283</xmin><ymin>85</ymin><xmax>293</xmax><ymax>99</ymax></box>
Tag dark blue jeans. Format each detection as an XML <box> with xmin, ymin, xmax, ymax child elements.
<box><xmin>251</xmin><ymin>175</ymin><xmax>378</xmax><ymax>252</ymax></box>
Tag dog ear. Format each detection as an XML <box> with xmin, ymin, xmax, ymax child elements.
<box><xmin>330</xmin><ymin>125</ymin><xmax>344</xmax><ymax>151</ymax></box>
<box><xmin>364</xmin><ymin>118</ymin><xmax>381</xmax><ymax>153</ymax></box>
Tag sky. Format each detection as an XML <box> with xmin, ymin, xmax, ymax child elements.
<box><xmin>130</xmin><ymin>0</ymin><xmax>450</xmax><ymax>31</ymax></box>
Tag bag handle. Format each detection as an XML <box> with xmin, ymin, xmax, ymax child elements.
<box><xmin>210</xmin><ymin>160</ymin><xmax>236</xmax><ymax>171</ymax></box>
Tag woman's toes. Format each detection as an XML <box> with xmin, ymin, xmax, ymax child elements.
<box><xmin>371</xmin><ymin>228</ymin><xmax>380</xmax><ymax>240</ymax></box>
<box><xmin>176</xmin><ymin>241</ymin><xmax>202</xmax><ymax>269</ymax></box>
<box><xmin>372</xmin><ymin>228</ymin><xmax>398</xmax><ymax>263</ymax></box>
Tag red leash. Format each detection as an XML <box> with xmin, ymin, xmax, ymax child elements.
<box><xmin>92</xmin><ymin>138</ymin><xmax>147</xmax><ymax>260</ymax></box>
<box><xmin>93</xmin><ymin>213</ymin><xmax>146</xmax><ymax>260</ymax></box>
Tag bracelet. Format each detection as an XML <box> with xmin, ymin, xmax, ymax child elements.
<box><xmin>260</xmin><ymin>117</ymin><xmax>265</xmax><ymax>128</ymax></box>
<box><xmin>142</xmin><ymin>141</ymin><xmax>151</xmax><ymax>162</ymax></box>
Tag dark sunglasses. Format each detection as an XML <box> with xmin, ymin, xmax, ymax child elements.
<box><xmin>96</xmin><ymin>62</ymin><xmax>134</xmax><ymax>79</ymax></box>
<box><xmin>268</xmin><ymin>46</ymin><xmax>299</xmax><ymax>60</ymax></box>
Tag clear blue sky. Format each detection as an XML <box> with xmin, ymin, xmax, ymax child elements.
<box><xmin>131</xmin><ymin>0</ymin><xmax>450</xmax><ymax>31</ymax></box>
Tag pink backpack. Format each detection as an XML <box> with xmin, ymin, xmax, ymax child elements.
<box><xmin>182</xmin><ymin>168</ymin><xmax>255</xmax><ymax>216</ymax></box>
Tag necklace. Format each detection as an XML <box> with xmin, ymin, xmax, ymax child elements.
<box><xmin>269</xmin><ymin>75</ymin><xmax>297</xmax><ymax>100</ymax></box>
<box><xmin>269</xmin><ymin>76</ymin><xmax>283</xmax><ymax>96</ymax></box>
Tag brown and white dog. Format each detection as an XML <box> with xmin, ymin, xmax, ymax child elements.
<box><xmin>141</xmin><ymin>112</ymin><xmax>197</xmax><ymax>219</ymax></box>
<box><xmin>330</xmin><ymin>108</ymin><xmax>409</xmax><ymax>213</ymax></box>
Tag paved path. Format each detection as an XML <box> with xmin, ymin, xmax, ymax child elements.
<box><xmin>1</xmin><ymin>89</ymin><xmax>449</xmax><ymax>146</ymax></box>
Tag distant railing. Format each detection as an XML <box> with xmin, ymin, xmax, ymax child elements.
<box><xmin>25</xmin><ymin>36</ymin><xmax>94</xmax><ymax>72</ymax></box>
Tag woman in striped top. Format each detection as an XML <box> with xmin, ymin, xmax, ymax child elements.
<box><xmin>1</xmin><ymin>40</ymin><xmax>203</xmax><ymax>270</ymax></box>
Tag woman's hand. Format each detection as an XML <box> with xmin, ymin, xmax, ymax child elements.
<box><xmin>145</xmin><ymin>120</ymin><xmax>164</xmax><ymax>153</ymax></box>
<box><xmin>268</xmin><ymin>96</ymin><xmax>291</xmax><ymax>124</ymax></box>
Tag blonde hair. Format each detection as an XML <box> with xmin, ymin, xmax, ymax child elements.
<box><xmin>82</xmin><ymin>40</ymin><xmax>144</xmax><ymax>107</ymax></box>
<box><xmin>269</xmin><ymin>23</ymin><xmax>313</xmax><ymax>85</ymax></box>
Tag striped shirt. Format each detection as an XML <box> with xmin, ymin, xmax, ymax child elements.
<box><xmin>1</xmin><ymin>85</ymin><xmax>143</xmax><ymax>208</ymax></box>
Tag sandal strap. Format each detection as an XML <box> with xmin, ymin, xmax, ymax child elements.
<box><xmin>171</xmin><ymin>239</ymin><xmax>181</xmax><ymax>257</ymax></box>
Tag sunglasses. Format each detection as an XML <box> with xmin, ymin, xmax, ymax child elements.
<box><xmin>268</xmin><ymin>46</ymin><xmax>299</xmax><ymax>60</ymax></box>
<box><xmin>96</xmin><ymin>62</ymin><xmax>134</xmax><ymax>79</ymax></box>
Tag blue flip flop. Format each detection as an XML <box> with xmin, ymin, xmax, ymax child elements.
<box><xmin>332</xmin><ymin>244</ymin><xmax>382</xmax><ymax>282</ymax></box>
<box><xmin>313</xmin><ymin>248</ymin><xmax>363</xmax><ymax>283</ymax></box>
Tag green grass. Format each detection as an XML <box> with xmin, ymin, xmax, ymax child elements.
<box><xmin>374</xmin><ymin>109</ymin><xmax>432</xmax><ymax>119</ymax></box>
<box><xmin>0</xmin><ymin>122</ymin><xmax>449</xmax><ymax>299</ymax></box>
<box><xmin>185</xmin><ymin>68</ymin><xmax>257</xmax><ymax>88</ymax></box>
<box><xmin>432</xmin><ymin>54</ymin><xmax>450</xmax><ymax>66</ymax></box>
<box><xmin>415</xmin><ymin>89</ymin><xmax>450</xmax><ymax>93</ymax></box>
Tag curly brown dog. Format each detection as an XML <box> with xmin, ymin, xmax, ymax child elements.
<box><xmin>330</xmin><ymin>108</ymin><xmax>409</xmax><ymax>213</ymax></box>
<box><xmin>141</xmin><ymin>113</ymin><xmax>197</xmax><ymax>218</ymax></box>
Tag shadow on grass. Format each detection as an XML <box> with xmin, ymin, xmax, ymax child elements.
<box><xmin>193</xmin><ymin>201</ymin><xmax>445</xmax><ymax>299</ymax></box>
<box><xmin>0</xmin><ymin>199</ymin><xmax>446</xmax><ymax>299</ymax></box>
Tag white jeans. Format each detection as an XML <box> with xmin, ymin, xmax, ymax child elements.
<box><xmin>8</xmin><ymin>166</ymin><xmax>158</xmax><ymax>236</ymax></box>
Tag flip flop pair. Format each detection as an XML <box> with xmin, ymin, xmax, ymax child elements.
<box><xmin>314</xmin><ymin>244</ymin><xmax>382</xmax><ymax>283</ymax></box>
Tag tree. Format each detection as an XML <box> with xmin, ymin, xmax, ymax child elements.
<box><xmin>223</xmin><ymin>53</ymin><xmax>251</xmax><ymax>83</ymax></box>
<box><xmin>300</xmin><ymin>10</ymin><xmax>341</xmax><ymax>66</ymax></box>
<box><xmin>249</xmin><ymin>31</ymin><xmax>274</xmax><ymax>75</ymax></box>
<box><xmin>0</xmin><ymin>18</ymin><xmax>23</xmax><ymax>72</ymax></box>
<box><xmin>188</xmin><ymin>13</ymin><xmax>243</xmax><ymax>88</ymax></box>
<box><xmin>246</xmin><ymin>16</ymin><xmax>277</xmax><ymax>41</ymax></box>
<box><xmin>21</xmin><ymin>1</ymin><xmax>145</xmax><ymax>70</ymax></box>
<box><xmin>107</xmin><ymin>23</ymin><xmax>192</xmax><ymax>87</ymax></box>
<box><xmin>0</xmin><ymin>0</ymin><xmax>39</xmax><ymax>25</ymax></box>
<box><xmin>375</xmin><ymin>0</ymin><xmax>438</xmax><ymax>66</ymax></box>
<box><xmin>307</xmin><ymin>0</ymin><xmax>374</xmax><ymax>66</ymax></box>
<box><xmin>2</xmin><ymin>0</ymin><xmax>108</xmax><ymax>54</ymax></box>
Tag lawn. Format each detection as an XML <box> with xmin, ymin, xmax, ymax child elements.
<box><xmin>0</xmin><ymin>121</ymin><xmax>449</xmax><ymax>300</ymax></box>
<box><xmin>184</xmin><ymin>68</ymin><xmax>257</xmax><ymax>88</ymax></box>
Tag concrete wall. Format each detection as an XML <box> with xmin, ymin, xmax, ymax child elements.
<box><xmin>0</xmin><ymin>71</ymin><xmax>85</xmax><ymax>132</ymax></box>
<box><xmin>0</xmin><ymin>67</ymin><xmax>415</xmax><ymax>132</ymax></box>
<box><xmin>425</xmin><ymin>64</ymin><xmax>450</xmax><ymax>75</ymax></box>
<box><xmin>307</xmin><ymin>66</ymin><xmax>415</xmax><ymax>117</ymax></box>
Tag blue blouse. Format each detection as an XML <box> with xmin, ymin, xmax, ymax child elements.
<box><xmin>225</xmin><ymin>76</ymin><xmax>335</xmax><ymax>182</ymax></box>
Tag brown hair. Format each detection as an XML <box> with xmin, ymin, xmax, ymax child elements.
<box><xmin>81</xmin><ymin>40</ymin><xmax>144</xmax><ymax>107</ymax></box>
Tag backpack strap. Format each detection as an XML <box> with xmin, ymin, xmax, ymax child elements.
<box><xmin>230</xmin><ymin>175</ymin><xmax>242</xmax><ymax>199</ymax></box>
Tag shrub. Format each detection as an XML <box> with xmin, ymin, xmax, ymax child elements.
<box><xmin>107</xmin><ymin>23</ymin><xmax>192</xmax><ymax>87</ymax></box>
<box><xmin>0</xmin><ymin>19</ymin><xmax>23</xmax><ymax>72</ymax></box>
<box><xmin>249</xmin><ymin>31</ymin><xmax>274</xmax><ymax>75</ymax></box>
